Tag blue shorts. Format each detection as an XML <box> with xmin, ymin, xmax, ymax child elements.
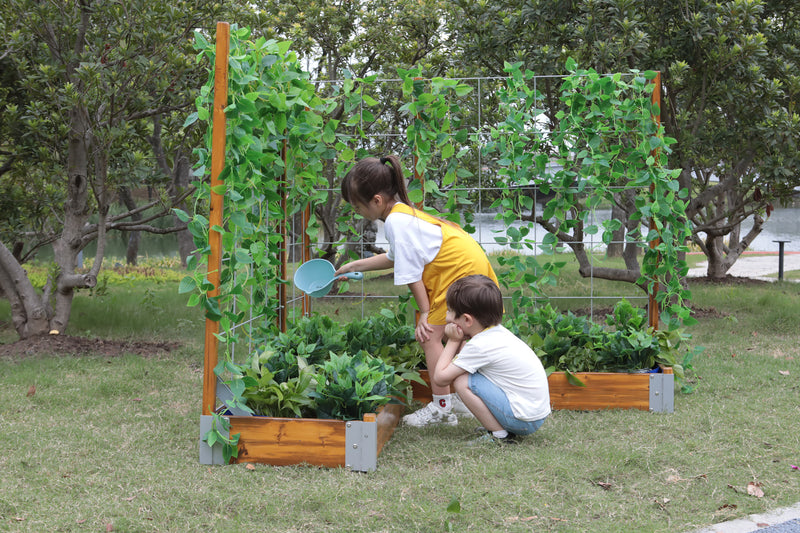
<box><xmin>468</xmin><ymin>372</ymin><xmax>548</xmax><ymax>436</ymax></box>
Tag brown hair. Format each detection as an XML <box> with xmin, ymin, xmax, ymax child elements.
<box><xmin>446</xmin><ymin>275</ymin><xmax>504</xmax><ymax>327</ymax></box>
<box><xmin>341</xmin><ymin>154</ymin><xmax>412</xmax><ymax>207</ymax></box>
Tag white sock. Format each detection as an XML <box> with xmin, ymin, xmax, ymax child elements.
<box><xmin>432</xmin><ymin>394</ymin><xmax>452</xmax><ymax>412</ymax></box>
<box><xmin>492</xmin><ymin>429</ymin><xmax>509</xmax><ymax>439</ymax></box>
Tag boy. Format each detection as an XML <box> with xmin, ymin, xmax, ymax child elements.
<box><xmin>433</xmin><ymin>275</ymin><xmax>551</xmax><ymax>444</ymax></box>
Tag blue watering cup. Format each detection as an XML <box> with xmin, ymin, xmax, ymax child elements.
<box><xmin>293</xmin><ymin>259</ymin><xmax>363</xmax><ymax>297</ymax></box>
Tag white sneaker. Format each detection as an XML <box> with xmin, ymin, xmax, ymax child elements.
<box><xmin>402</xmin><ymin>402</ymin><xmax>458</xmax><ymax>427</ymax></box>
<box><xmin>450</xmin><ymin>394</ymin><xmax>476</xmax><ymax>418</ymax></box>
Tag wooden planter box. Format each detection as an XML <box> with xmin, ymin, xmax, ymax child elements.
<box><xmin>199</xmin><ymin>378</ymin><xmax>404</xmax><ymax>471</ymax></box>
<box><xmin>411</xmin><ymin>367</ymin><xmax>674</xmax><ymax>413</ymax></box>
<box><xmin>200</xmin><ymin>403</ymin><xmax>404</xmax><ymax>471</ymax></box>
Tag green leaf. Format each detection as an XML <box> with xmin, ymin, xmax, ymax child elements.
<box><xmin>408</xmin><ymin>189</ymin><xmax>423</xmax><ymax>204</ymax></box>
<box><xmin>234</xmin><ymin>248</ymin><xmax>253</xmax><ymax>264</ymax></box>
<box><xmin>564</xmin><ymin>369</ymin><xmax>586</xmax><ymax>387</ymax></box>
<box><xmin>173</xmin><ymin>208</ymin><xmax>191</xmax><ymax>223</ymax></box>
<box><xmin>178</xmin><ymin>276</ymin><xmax>198</xmax><ymax>294</ymax></box>
<box><xmin>183</xmin><ymin>112</ymin><xmax>199</xmax><ymax>128</ymax></box>
<box><xmin>446</xmin><ymin>497</ymin><xmax>462</xmax><ymax>513</ymax></box>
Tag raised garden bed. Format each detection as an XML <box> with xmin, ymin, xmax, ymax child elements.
<box><xmin>411</xmin><ymin>367</ymin><xmax>674</xmax><ymax>413</ymax></box>
<box><xmin>200</xmin><ymin>403</ymin><xmax>404</xmax><ymax>471</ymax></box>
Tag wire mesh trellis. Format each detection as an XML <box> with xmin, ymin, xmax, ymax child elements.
<box><xmin>198</xmin><ymin>27</ymin><xmax>671</xmax><ymax>420</ymax></box>
<box><xmin>271</xmin><ymin>72</ymin><xmax>659</xmax><ymax>336</ymax></box>
<box><xmin>194</xmin><ymin>26</ymin><xmax>688</xmax><ymax>465</ymax></box>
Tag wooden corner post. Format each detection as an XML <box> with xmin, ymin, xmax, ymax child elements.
<box><xmin>648</xmin><ymin>71</ymin><xmax>662</xmax><ymax>330</ymax></box>
<box><xmin>202</xmin><ymin>22</ymin><xmax>230</xmax><ymax>416</ymax></box>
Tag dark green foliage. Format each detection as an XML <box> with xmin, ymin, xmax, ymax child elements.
<box><xmin>510</xmin><ymin>299</ymin><xmax>700</xmax><ymax>390</ymax></box>
<box><xmin>214</xmin><ymin>311</ymin><xmax>424</xmax><ymax>421</ymax></box>
<box><xmin>237</xmin><ymin>351</ymin><xmax>316</xmax><ymax>418</ymax></box>
<box><xmin>310</xmin><ymin>352</ymin><xmax>406</xmax><ymax>421</ymax></box>
<box><xmin>343</xmin><ymin>310</ymin><xmax>424</xmax><ymax>368</ymax></box>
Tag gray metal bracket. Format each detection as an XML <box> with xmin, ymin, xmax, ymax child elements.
<box><xmin>345</xmin><ymin>420</ymin><xmax>378</xmax><ymax>472</ymax></box>
<box><xmin>215</xmin><ymin>375</ymin><xmax>253</xmax><ymax>416</ymax></box>
<box><xmin>200</xmin><ymin>376</ymin><xmax>252</xmax><ymax>465</ymax></box>
<box><xmin>199</xmin><ymin>414</ymin><xmax>227</xmax><ymax>465</ymax></box>
<box><xmin>649</xmin><ymin>373</ymin><xmax>674</xmax><ymax>413</ymax></box>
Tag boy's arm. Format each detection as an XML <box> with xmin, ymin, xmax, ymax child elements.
<box><xmin>432</xmin><ymin>324</ymin><xmax>468</xmax><ymax>388</ymax></box>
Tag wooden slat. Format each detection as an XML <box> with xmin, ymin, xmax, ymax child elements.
<box><xmin>410</xmin><ymin>369</ymin><xmax>662</xmax><ymax>411</ymax></box>
<box><xmin>548</xmin><ymin>372</ymin><xmax>650</xmax><ymax>411</ymax></box>
<box><xmin>202</xmin><ymin>22</ymin><xmax>230</xmax><ymax>416</ymax></box>
<box><xmin>230</xmin><ymin>416</ymin><xmax>346</xmax><ymax>467</ymax></box>
<box><xmin>228</xmin><ymin>403</ymin><xmax>406</xmax><ymax>467</ymax></box>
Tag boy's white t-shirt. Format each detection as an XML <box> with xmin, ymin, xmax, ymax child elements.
<box><xmin>384</xmin><ymin>208</ymin><xmax>443</xmax><ymax>285</ymax></box>
<box><xmin>452</xmin><ymin>325</ymin><xmax>551</xmax><ymax>421</ymax></box>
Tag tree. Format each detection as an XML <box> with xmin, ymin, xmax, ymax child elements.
<box><xmin>449</xmin><ymin>0</ymin><xmax>800</xmax><ymax>279</ymax></box>
<box><xmin>0</xmin><ymin>1</ymin><xmax>233</xmax><ymax>339</ymax></box>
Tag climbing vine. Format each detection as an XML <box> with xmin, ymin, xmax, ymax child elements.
<box><xmin>178</xmin><ymin>26</ymin><xmax>329</xmax><ymax>351</ymax></box>
<box><xmin>181</xmin><ymin>28</ymin><xmax>693</xmax><ymax>361</ymax></box>
<box><xmin>483</xmin><ymin>60</ymin><xmax>692</xmax><ymax>328</ymax></box>
<box><xmin>399</xmin><ymin>67</ymin><xmax>475</xmax><ymax>219</ymax></box>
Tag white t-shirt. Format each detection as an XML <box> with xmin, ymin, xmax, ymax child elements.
<box><xmin>384</xmin><ymin>207</ymin><xmax>443</xmax><ymax>285</ymax></box>
<box><xmin>453</xmin><ymin>325</ymin><xmax>551</xmax><ymax>421</ymax></box>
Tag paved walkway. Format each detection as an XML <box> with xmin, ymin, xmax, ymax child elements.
<box><xmin>686</xmin><ymin>252</ymin><xmax>800</xmax><ymax>281</ymax></box>
<box><xmin>687</xmin><ymin>252</ymin><xmax>800</xmax><ymax>532</ymax></box>
<box><xmin>691</xmin><ymin>502</ymin><xmax>800</xmax><ymax>533</ymax></box>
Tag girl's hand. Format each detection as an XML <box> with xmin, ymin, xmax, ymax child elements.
<box><xmin>335</xmin><ymin>262</ymin><xmax>357</xmax><ymax>276</ymax></box>
<box><xmin>415</xmin><ymin>311</ymin><xmax>434</xmax><ymax>343</ymax></box>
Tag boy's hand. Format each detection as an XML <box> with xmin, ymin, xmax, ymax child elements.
<box><xmin>444</xmin><ymin>323</ymin><xmax>464</xmax><ymax>343</ymax></box>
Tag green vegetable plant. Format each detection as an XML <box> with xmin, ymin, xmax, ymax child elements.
<box><xmin>206</xmin><ymin>312</ymin><xmax>424</xmax><ymax>421</ymax></box>
<box><xmin>183</xmin><ymin>29</ymin><xmax>698</xmax><ymax>427</ymax></box>
<box><xmin>483</xmin><ymin>60</ymin><xmax>694</xmax><ymax>328</ymax></box>
<box><xmin>202</xmin><ymin>361</ymin><xmax>255</xmax><ymax>463</ymax></box>
<box><xmin>180</xmin><ymin>26</ymin><xmax>330</xmax><ymax>353</ymax></box>
<box><xmin>238</xmin><ymin>356</ymin><xmax>316</xmax><ymax>418</ymax></box>
<box><xmin>512</xmin><ymin>299</ymin><xmax>700</xmax><ymax>391</ymax></box>
<box><xmin>310</xmin><ymin>352</ymin><xmax>406</xmax><ymax>421</ymax></box>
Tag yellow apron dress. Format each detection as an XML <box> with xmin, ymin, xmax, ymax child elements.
<box><xmin>390</xmin><ymin>203</ymin><xmax>499</xmax><ymax>325</ymax></box>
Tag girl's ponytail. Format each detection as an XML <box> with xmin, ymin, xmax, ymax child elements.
<box><xmin>341</xmin><ymin>154</ymin><xmax>411</xmax><ymax>206</ymax></box>
<box><xmin>382</xmin><ymin>154</ymin><xmax>412</xmax><ymax>206</ymax></box>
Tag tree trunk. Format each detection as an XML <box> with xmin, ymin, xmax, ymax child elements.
<box><xmin>119</xmin><ymin>187</ymin><xmax>141</xmax><ymax>266</ymax></box>
<box><xmin>606</xmin><ymin>203</ymin><xmax>626</xmax><ymax>258</ymax></box>
<box><xmin>0</xmin><ymin>241</ymin><xmax>50</xmax><ymax>338</ymax></box>
<box><xmin>172</xmin><ymin>155</ymin><xmax>195</xmax><ymax>268</ymax></box>
<box><xmin>703</xmin><ymin>214</ymin><xmax>764</xmax><ymax>279</ymax></box>
<box><xmin>49</xmin><ymin>104</ymin><xmax>98</xmax><ymax>334</ymax></box>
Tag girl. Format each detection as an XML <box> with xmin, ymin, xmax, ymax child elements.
<box><xmin>336</xmin><ymin>154</ymin><xmax>499</xmax><ymax>427</ymax></box>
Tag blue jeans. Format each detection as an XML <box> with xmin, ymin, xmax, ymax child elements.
<box><xmin>468</xmin><ymin>372</ymin><xmax>548</xmax><ymax>436</ymax></box>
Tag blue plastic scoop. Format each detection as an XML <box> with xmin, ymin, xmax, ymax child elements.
<box><xmin>293</xmin><ymin>259</ymin><xmax>363</xmax><ymax>298</ymax></box>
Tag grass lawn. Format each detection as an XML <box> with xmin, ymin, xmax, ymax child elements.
<box><xmin>1</xmin><ymin>258</ymin><xmax>799</xmax><ymax>532</ymax></box>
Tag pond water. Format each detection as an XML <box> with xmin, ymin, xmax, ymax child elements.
<box><xmin>32</xmin><ymin>206</ymin><xmax>800</xmax><ymax>263</ymax></box>
<box><xmin>375</xmin><ymin>206</ymin><xmax>800</xmax><ymax>254</ymax></box>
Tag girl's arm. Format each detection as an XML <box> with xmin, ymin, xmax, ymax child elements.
<box><xmin>409</xmin><ymin>280</ymin><xmax>434</xmax><ymax>343</ymax></box>
<box><xmin>336</xmin><ymin>253</ymin><xmax>393</xmax><ymax>275</ymax></box>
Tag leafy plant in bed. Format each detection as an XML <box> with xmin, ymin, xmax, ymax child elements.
<box><xmin>203</xmin><ymin>311</ymin><xmax>426</xmax><ymax>461</ymax></box>
<box><xmin>509</xmin><ymin>299</ymin><xmax>700</xmax><ymax>391</ymax></box>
